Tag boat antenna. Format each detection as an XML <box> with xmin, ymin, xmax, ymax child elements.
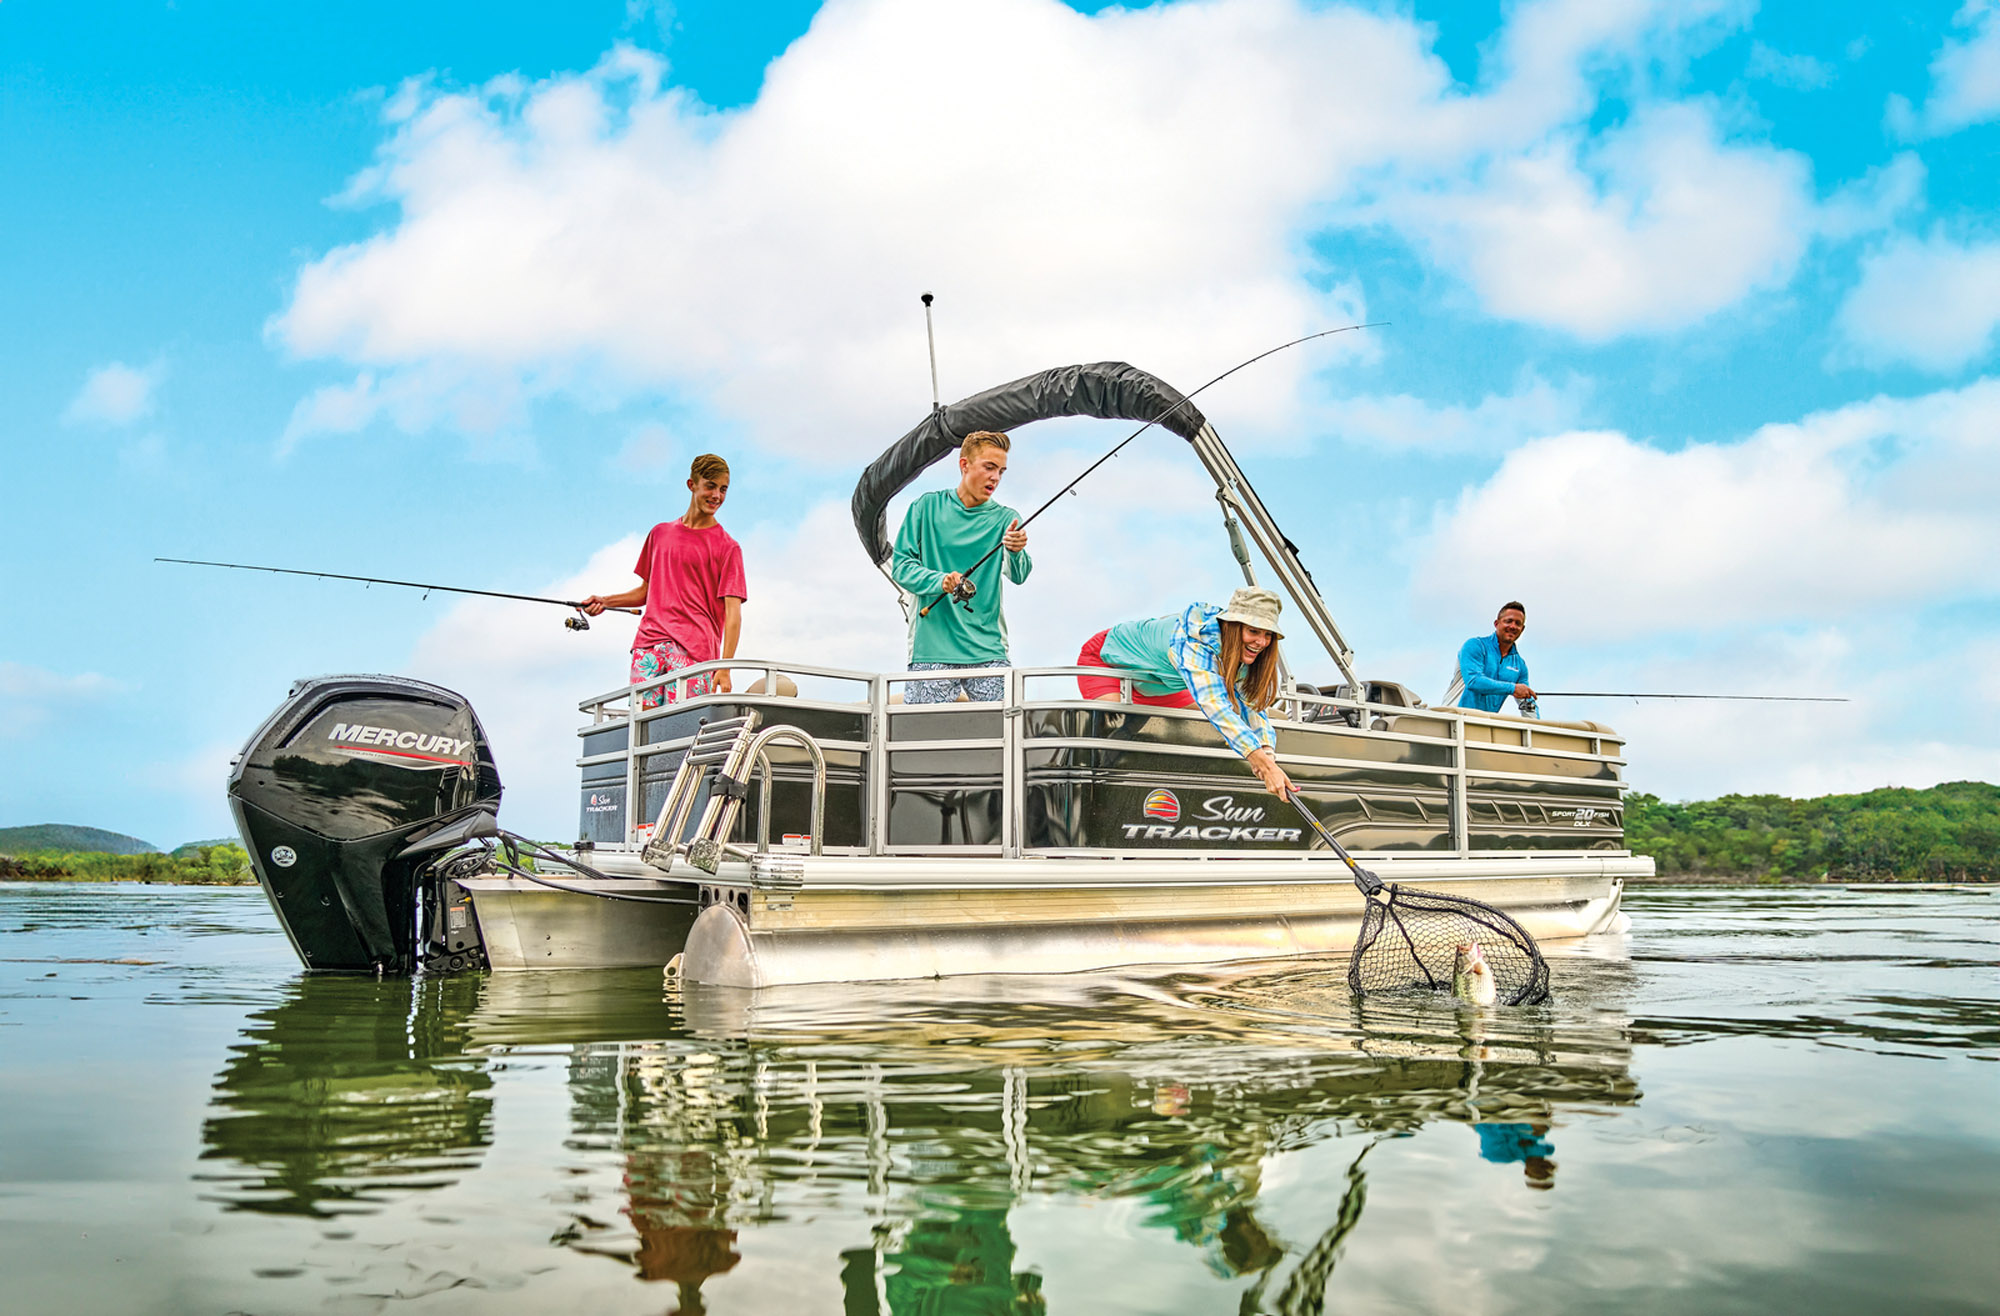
<box><xmin>921</xmin><ymin>291</ymin><xmax>941</xmax><ymax>411</ymax></box>
<box><xmin>154</xmin><ymin>557</ymin><xmax>641</xmax><ymax>631</ymax></box>
<box><xmin>919</xmin><ymin>320</ymin><xmax>1386</xmax><ymax>618</ymax></box>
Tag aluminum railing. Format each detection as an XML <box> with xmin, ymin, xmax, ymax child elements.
<box><xmin>576</xmin><ymin>657</ymin><xmax>1631</xmax><ymax>860</ymax></box>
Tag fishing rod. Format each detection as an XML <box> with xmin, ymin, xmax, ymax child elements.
<box><xmin>1536</xmin><ymin>692</ymin><xmax>1849</xmax><ymax>702</ymax></box>
<box><xmin>917</xmin><ymin>320</ymin><xmax>1386</xmax><ymax>619</ymax></box>
<box><xmin>155</xmin><ymin>558</ymin><xmax>641</xmax><ymax>630</ymax></box>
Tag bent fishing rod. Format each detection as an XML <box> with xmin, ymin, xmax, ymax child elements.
<box><xmin>917</xmin><ymin>320</ymin><xmax>1385</xmax><ymax>618</ymax></box>
<box><xmin>155</xmin><ymin>558</ymin><xmax>641</xmax><ymax>630</ymax></box>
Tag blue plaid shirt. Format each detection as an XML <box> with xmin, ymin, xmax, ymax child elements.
<box><xmin>1101</xmin><ymin>604</ymin><xmax>1274</xmax><ymax>758</ymax></box>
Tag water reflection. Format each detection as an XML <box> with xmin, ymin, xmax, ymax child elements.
<box><xmin>193</xmin><ymin>958</ymin><xmax>1640</xmax><ymax>1306</ymax></box>
<box><xmin>455</xmin><ymin>966</ymin><xmax>1640</xmax><ymax>1310</ymax></box>
<box><xmin>197</xmin><ymin>973</ymin><xmax>492</xmax><ymax>1216</ymax></box>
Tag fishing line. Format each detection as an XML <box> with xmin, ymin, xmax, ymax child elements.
<box><xmin>916</xmin><ymin>321</ymin><xmax>1386</xmax><ymax>618</ymax></box>
<box><xmin>155</xmin><ymin>557</ymin><xmax>640</xmax><ymax>629</ymax></box>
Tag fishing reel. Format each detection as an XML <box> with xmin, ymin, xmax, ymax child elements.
<box><xmin>918</xmin><ymin>576</ymin><xmax>978</xmax><ymax>619</ymax></box>
<box><xmin>565</xmin><ymin>613</ymin><xmax>591</xmax><ymax>632</ymax></box>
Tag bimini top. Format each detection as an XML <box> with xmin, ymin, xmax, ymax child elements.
<box><xmin>850</xmin><ymin>361</ymin><xmax>1206</xmax><ymax>566</ymax></box>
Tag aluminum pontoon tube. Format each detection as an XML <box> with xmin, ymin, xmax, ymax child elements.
<box><xmin>674</xmin><ymin>866</ymin><xmax>1628</xmax><ymax>988</ymax></box>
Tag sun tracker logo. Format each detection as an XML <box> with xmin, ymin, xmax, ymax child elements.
<box><xmin>1143</xmin><ymin>789</ymin><xmax>1180</xmax><ymax>822</ymax></box>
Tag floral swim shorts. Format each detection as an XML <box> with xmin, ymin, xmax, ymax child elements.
<box><xmin>631</xmin><ymin>638</ymin><xmax>711</xmax><ymax>711</ymax></box>
<box><xmin>904</xmin><ymin>662</ymin><xmax>1005</xmax><ymax>705</ymax></box>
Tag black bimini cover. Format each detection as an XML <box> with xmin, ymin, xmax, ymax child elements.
<box><xmin>851</xmin><ymin>361</ymin><xmax>1207</xmax><ymax>566</ymax></box>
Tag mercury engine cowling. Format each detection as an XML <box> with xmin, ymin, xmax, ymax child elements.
<box><xmin>228</xmin><ymin>675</ymin><xmax>502</xmax><ymax>975</ymax></box>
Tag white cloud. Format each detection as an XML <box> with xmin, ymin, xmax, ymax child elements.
<box><xmin>0</xmin><ymin>663</ymin><xmax>118</xmax><ymax>739</ymax></box>
<box><xmin>1383</xmin><ymin>103</ymin><xmax>1815</xmax><ymax>339</ymax></box>
<box><xmin>1415</xmin><ymin>377</ymin><xmax>2000</xmax><ymax>643</ymax></box>
<box><xmin>1570</xmin><ymin>629</ymin><xmax>2000</xmax><ymax>801</ymax></box>
<box><xmin>1888</xmin><ymin>0</ymin><xmax>2000</xmax><ymax>138</ymax></box>
<box><xmin>62</xmin><ymin>360</ymin><xmax>164</xmax><ymax>427</ymax></box>
<box><xmin>1745</xmin><ymin>41</ymin><xmax>1833</xmax><ymax>90</ymax></box>
<box><xmin>1836</xmin><ymin>232</ymin><xmax>2000</xmax><ymax>372</ymax></box>
<box><xmin>1315</xmin><ymin>374</ymin><xmax>1588</xmax><ymax>448</ymax></box>
<box><xmin>1816</xmin><ymin>153</ymin><xmax>1925</xmax><ymax>242</ymax></box>
<box><xmin>269</xmin><ymin>0</ymin><xmax>1811</xmax><ymax>455</ymax></box>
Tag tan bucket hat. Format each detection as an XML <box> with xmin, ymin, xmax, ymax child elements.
<box><xmin>1218</xmin><ymin>586</ymin><xmax>1284</xmax><ymax>639</ymax></box>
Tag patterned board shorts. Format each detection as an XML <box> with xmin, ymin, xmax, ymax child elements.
<box><xmin>631</xmin><ymin>638</ymin><xmax>711</xmax><ymax>711</ymax></box>
<box><xmin>904</xmin><ymin>662</ymin><xmax>1005</xmax><ymax>705</ymax></box>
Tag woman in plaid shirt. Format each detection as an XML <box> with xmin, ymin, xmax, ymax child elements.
<box><xmin>1075</xmin><ymin>586</ymin><xmax>1294</xmax><ymax>797</ymax></box>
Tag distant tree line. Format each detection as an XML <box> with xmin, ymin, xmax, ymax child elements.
<box><xmin>1626</xmin><ymin>781</ymin><xmax>2000</xmax><ymax>882</ymax></box>
<box><xmin>0</xmin><ymin>843</ymin><xmax>254</xmax><ymax>884</ymax></box>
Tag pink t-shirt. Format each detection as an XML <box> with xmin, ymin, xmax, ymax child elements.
<box><xmin>632</xmin><ymin>521</ymin><xmax>747</xmax><ymax>662</ymax></box>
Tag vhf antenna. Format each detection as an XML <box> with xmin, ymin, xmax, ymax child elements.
<box><xmin>921</xmin><ymin>291</ymin><xmax>941</xmax><ymax>409</ymax></box>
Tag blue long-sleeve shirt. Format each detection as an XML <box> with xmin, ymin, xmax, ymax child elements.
<box><xmin>1456</xmin><ymin>633</ymin><xmax>1531</xmax><ymax>714</ymax></box>
<box><xmin>1098</xmin><ymin>604</ymin><xmax>1275</xmax><ymax>759</ymax></box>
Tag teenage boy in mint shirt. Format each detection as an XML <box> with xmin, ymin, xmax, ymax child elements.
<box><xmin>891</xmin><ymin>431</ymin><xmax>1032</xmax><ymax>703</ymax></box>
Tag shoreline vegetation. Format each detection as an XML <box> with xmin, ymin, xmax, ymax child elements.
<box><xmin>0</xmin><ymin>843</ymin><xmax>255</xmax><ymax>885</ymax></box>
<box><xmin>3</xmin><ymin>781</ymin><xmax>1994</xmax><ymax>887</ymax></box>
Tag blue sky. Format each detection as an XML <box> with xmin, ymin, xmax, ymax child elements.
<box><xmin>4</xmin><ymin>0</ymin><xmax>1998</xmax><ymax>848</ymax></box>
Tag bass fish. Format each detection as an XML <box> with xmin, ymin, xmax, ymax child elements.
<box><xmin>1451</xmin><ymin>942</ymin><xmax>1497</xmax><ymax>1006</ymax></box>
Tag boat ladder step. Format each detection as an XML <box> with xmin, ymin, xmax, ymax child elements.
<box><xmin>641</xmin><ymin>711</ymin><xmax>828</xmax><ymax>875</ymax></box>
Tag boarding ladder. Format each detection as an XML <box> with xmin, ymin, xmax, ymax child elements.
<box><xmin>640</xmin><ymin>711</ymin><xmax>828</xmax><ymax>875</ymax></box>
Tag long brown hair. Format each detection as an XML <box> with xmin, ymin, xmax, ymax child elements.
<box><xmin>1218</xmin><ymin>619</ymin><xmax>1280</xmax><ymax>713</ymax></box>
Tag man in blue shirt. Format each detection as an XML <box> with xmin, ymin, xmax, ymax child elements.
<box><xmin>1453</xmin><ymin>601</ymin><xmax>1538</xmax><ymax>716</ymax></box>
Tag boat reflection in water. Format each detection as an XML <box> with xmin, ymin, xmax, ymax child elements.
<box><xmin>197</xmin><ymin>974</ymin><xmax>493</xmax><ymax>1217</ymax></box>
<box><xmin>199</xmin><ymin>955</ymin><xmax>1638</xmax><ymax>1309</ymax></box>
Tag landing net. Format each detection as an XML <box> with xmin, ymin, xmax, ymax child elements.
<box><xmin>1347</xmin><ymin>884</ymin><xmax>1551</xmax><ymax>1006</ymax></box>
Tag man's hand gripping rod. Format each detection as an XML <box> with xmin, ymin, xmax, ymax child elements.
<box><xmin>915</xmin><ymin>322</ymin><xmax>1385</xmax><ymax>620</ymax></box>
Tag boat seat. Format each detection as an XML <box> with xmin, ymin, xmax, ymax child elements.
<box><xmin>746</xmin><ymin>673</ymin><xmax>799</xmax><ymax>697</ymax></box>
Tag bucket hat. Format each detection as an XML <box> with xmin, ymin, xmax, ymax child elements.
<box><xmin>1218</xmin><ymin>586</ymin><xmax>1283</xmax><ymax>639</ymax></box>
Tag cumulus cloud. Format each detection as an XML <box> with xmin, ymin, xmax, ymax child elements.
<box><xmin>1415</xmin><ymin>377</ymin><xmax>2000</xmax><ymax>642</ymax></box>
<box><xmin>1836</xmin><ymin>232</ymin><xmax>2000</xmax><ymax>372</ymax></box>
<box><xmin>0</xmin><ymin>663</ymin><xmax>118</xmax><ymax>739</ymax></box>
<box><xmin>1887</xmin><ymin>0</ymin><xmax>2000</xmax><ymax>138</ymax></box>
<box><xmin>1382</xmin><ymin>103</ymin><xmax>1814</xmax><ymax>339</ymax></box>
<box><xmin>1316</xmin><ymin>374</ymin><xmax>1589</xmax><ymax>448</ymax></box>
<box><xmin>270</xmin><ymin>0</ymin><xmax>1812</xmax><ymax>455</ymax></box>
<box><xmin>1816</xmin><ymin>153</ymin><xmax>1925</xmax><ymax>242</ymax></box>
<box><xmin>1745</xmin><ymin>41</ymin><xmax>1833</xmax><ymax>90</ymax></box>
<box><xmin>63</xmin><ymin>360</ymin><xmax>164</xmax><ymax>427</ymax></box>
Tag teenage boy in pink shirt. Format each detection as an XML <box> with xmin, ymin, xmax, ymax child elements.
<box><xmin>581</xmin><ymin>453</ymin><xmax>747</xmax><ymax>710</ymax></box>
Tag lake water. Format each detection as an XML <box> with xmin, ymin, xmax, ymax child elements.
<box><xmin>1</xmin><ymin>883</ymin><xmax>1994</xmax><ymax>1315</ymax></box>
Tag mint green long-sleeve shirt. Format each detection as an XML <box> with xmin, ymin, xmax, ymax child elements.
<box><xmin>891</xmin><ymin>489</ymin><xmax>1033</xmax><ymax>664</ymax></box>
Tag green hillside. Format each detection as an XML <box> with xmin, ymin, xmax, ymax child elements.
<box><xmin>171</xmin><ymin>837</ymin><xmax>238</xmax><ymax>858</ymax></box>
<box><xmin>1627</xmin><ymin>780</ymin><xmax>2000</xmax><ymax>882</ymax></box>
<box><xmin>0</xmin><ymin>824</ymin><xmax>159</xmax><ymax>856</ymax></box>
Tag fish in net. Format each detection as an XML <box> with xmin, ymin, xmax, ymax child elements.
<box><xmin>1285</xmin><ymin>791</ymin><xmax>1551</xmax><ymax>1006</ymax></box>
<box><xmin>1346</xmin><ymin>883</ymin><xmax>1550</xmax><ymax>1006</ymax></box>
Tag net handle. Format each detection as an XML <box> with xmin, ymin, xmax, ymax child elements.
<box><xmin>1287</xmin><ymin>790</ymin><xmax>1384</xmax><ymax>896</ymax></box>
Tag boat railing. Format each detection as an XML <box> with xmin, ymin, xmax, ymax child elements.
<box><xmin>575</xmin><ymin>657</ymin><xmax>1631</xmax><ymax>861</ymax></box>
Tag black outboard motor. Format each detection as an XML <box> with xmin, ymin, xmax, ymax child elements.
<box><xmin>228</xmin><ymin>675</ymin><xmax>503</xmax><ymax>975</ymax></box>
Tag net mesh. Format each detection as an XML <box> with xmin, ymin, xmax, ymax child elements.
<box><xmin>1347</xmin><ymin>884</ymin><xmax>1550</xmax><ymax>1006</ymax></box>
